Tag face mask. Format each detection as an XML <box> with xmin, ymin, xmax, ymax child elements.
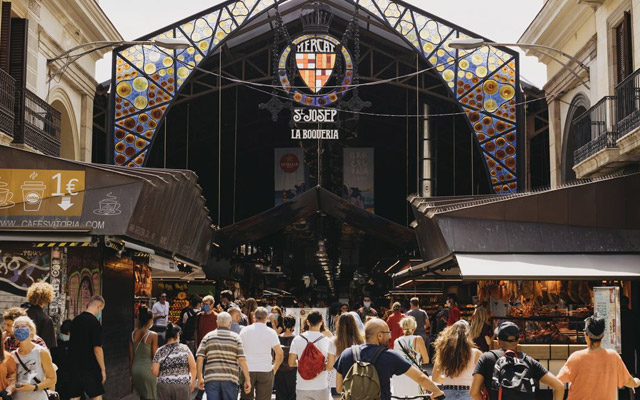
<box><xmin>96</xmin><ymin>310</ymin><xmax>102</xmax><ymax>320</ymax></box>
<box><xmin>203</xmin><ymin>305</ymin><xmax>211</xmax><ymax>313</ymax></box>
<box><xmin>59</xmin><ymin>333</ymin><xmax>70</xmax><ymax>342</ymax></box>
<box><xmin>14</xmin><ymin>328</ymin><xmax>30</xmax><ymax>342</ymax></box>
<box><xmin>363</xmin><ymin>301</ymin><xmax>371</xmax><ymax>308</ymax></box>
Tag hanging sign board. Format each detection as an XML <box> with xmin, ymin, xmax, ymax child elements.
<box><xmin>593</xmin><ymin>286</ymin><xmax>621</xmax><ymax>353</ymax></box>
<box><xmin>149</xmin><ymin>254</ymin><xmax>177</xmax><ymax>273</ymax></box>
<box><xmin>259</xmin><ymin>3</ymin><xmax>370</xmax><ymax>139</ymax></box>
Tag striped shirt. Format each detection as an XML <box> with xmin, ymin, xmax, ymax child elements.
<box><xmin>196</xmin><ymin>327</ymin><xmax>245</xmax><ymax>384</ymax></box>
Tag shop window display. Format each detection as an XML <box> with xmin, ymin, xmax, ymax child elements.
<box><xmin>477</xmin><ymin>280</ymin><xmax>601</xmax><ymax>344</ymax></box>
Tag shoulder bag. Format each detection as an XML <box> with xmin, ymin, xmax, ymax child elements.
<box><xmin>14</xmin><ymin>350</ymin><xmax>60</xmax><ymax>400</ymax></box>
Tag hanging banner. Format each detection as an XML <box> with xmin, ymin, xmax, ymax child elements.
<box><xmin>343</xmin><ymin>148</ymin><xmax>374</xmax><ymax>213</ymax></box>
<box><xmin>274</xmin><ymin>148</ymin><xmax>305</xmax><ymax>206</ymax></box>
<box><xmin>593</xmin><ymin>286</ymin><xmax>621</xmax><ymax>353</ymax></box>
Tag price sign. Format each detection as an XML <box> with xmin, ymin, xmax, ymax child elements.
<box><xmin>0</xmin><ymin>169</ymin><xmax>85</xmax><ymax>216</ymax></box>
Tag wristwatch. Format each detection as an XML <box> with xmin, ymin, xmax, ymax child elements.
<box><xmin>33</xmin><ymin>384</ymin><xmax>38</xmax><ymax>391</ymax></box>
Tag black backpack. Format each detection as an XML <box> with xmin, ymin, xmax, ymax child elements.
<box><xmin>179</xmin><ymin>308</ymin><xmax>197</xmax><ymax>342</ymax></box>
<box><xmin>490</xmin><ymin>350</ymin><xmax>536</xmax><ymax>400</ymax></box>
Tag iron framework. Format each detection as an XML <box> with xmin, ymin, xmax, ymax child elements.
<box><xmin>110</xmin><ymin>0</ymin><xmax>522</xmax><ymax>193</ymax></box>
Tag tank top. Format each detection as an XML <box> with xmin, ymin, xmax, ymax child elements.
<box><xmin>443</xmin><ymin>350</ymin><xmax>476</xmax><ymax>386</ymax></box>
<box><xmin>13</xmin><ymin>345</ymin><xmax>48</xmax><ymax>400</ymax></box>
<box><xmin>394</xmin><ymin>335</ymin><xmax>422</xmax><ymax>366</ymax></box>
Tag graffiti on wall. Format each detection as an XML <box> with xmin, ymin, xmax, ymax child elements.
<box><xmin>0</xmin><ymin>247</ymin><xmax>50</xmax><ymax>293</ymax></box>
<box><xmin>67</xmin><ymin>248</ymin><xmax>101</xmax><ymax>319</ymax></box>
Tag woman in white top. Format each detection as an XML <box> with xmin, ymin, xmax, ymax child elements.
<box><xmin>11</xmin><ymin>316</ymin><xmax>56</xmax><ymax>400</ymax></box>
<box><xmin>391</xmin><ymin>316</ymin><xmax>429</xmax><ymax>398</ymax></box>
<box><xmin>431</xmin><ymin>320</ymin><xmax>482</xmax><ymax>400</ymax></box>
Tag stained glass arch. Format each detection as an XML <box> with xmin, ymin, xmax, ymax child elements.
<box><xmin>110</xmin><ymin>0</ymin><xmax>522</xmax><ymax>193</ymax></box>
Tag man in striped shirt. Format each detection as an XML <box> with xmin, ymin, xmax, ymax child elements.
<box><xmin>196</xmin><ymin>312</ymin><xmax>251</xmax><ymax>400</ymax></box>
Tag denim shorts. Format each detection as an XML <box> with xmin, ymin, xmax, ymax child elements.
<box><xmin>442</xmin><ymin>389</ymin><xmax>473</xmax><ymax>400</ymax></box>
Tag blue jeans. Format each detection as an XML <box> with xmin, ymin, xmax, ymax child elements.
<box><xmin>205</xmin><ymin>381</ymin><xmax>239</xmax><ymax>400</ymax></box>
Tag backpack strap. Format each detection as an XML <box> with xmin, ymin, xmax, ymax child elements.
<box><xmin>351</xmin><ymin>345</ymin><xmax>361</xmax><ymax>363</ymax></box>
<box><xmin>312</xmin><ymin>336</ymin><xmax>325</xmax><ymax>344</ymax></box>
<box><xmin>301</xmin><ymin>335</ymin><xmax>309</xmax><ymax>343</ymax></box>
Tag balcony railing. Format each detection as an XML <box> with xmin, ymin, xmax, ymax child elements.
<box><xmin>22</xmin><ymin>89</ymin><xmax>61</xmax><ymax>156</ymax></box>
<box><xmin>616</xmin><ymin>68</ymin><xmax>640</xmax><ymax>138</ymax></box>
<box><xmin>0</xmin><ymin>69</ymin><xmax>15</xmax><ymax>136</ymax></box>
<box><xmin>573</xmin><ymin>96</ymin><xmax>617</xmax><ymax>165</ymax></box>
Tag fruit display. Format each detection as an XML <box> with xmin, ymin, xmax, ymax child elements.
<box><xmin>169</xmin><ymin>291</ymin><xmax>189</xmax><ymax>324</ymax></box>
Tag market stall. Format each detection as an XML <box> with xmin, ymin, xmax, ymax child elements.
<box><xmin>400</xmin><ymin>173</ymin><xmax>640</xmax><ymax>391</ymax></box>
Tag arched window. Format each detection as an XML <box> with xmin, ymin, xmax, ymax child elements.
<box><xmin>562</xmin><ymin>94</ymin><xmax>590</xmax><ymax>183</ymax></box>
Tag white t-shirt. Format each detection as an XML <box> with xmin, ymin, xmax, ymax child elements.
<box><xmin>290</xmin><ymin>331</ymin><xmax>334</xmax><ymax>391</ymax></box>
<box><xmin>489</xmin><ymin>298</ymin><xmax>509</xmax><ymax>317</ymax></box>
<box><xmin>152</xmin><ymin>301</ymin><xmax>169</xmax><ymax>327</ymax></box>
<box><xmin>239</xmin><ymin>323</ymin><xmax>280</xmax><ymax>372</ymax></box>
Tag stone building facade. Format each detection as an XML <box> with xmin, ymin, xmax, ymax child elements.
<box><xmin>0</xmin><ymin>0</ymin><xmax>120</xmax><ymax>160</ymax></box>
<box><xmin>520</xmin><ymin>0</ymin><xmax>640</xmax><ymax>185</ymax></box>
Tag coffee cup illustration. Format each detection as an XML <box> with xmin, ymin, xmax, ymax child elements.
<box><xmin>21</xmin><ymin>180</ymin><xmax>46</xmax><ymax>212</ymax></box>
<box><xmin>0</xmin><ymin>181</ymin><xmax>14</xmax><ymax>208</ymax></box>
<box><xmin>94</xmin><ymin>193</ymin><xmax>121</xmax><ymax>215</ymax></box>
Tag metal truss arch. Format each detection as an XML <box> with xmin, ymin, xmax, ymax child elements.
<box><xmin>110</xmin><ymin>0</ymin><xmax>522</xmax><ymax>193</ymax></box>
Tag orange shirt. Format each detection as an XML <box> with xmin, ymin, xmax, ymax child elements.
<box><xmin>558</xmin><ymin>348</ymin><xmax>631</xmax><ymax>400</ymax></box>
<box><xmin>0</xmin><ymin>352</ymin><xmax>16</xmax><ymax>390</ymax></box>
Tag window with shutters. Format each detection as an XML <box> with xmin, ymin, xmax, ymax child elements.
<box><xmin>9</xmin><ymin>17</ymin><xmax>27</xmax><ymax>142</ymax></box>
<box><xmin>0</xmin><ymin>2</ymin><xmax>11</xmax><ymax>73</ymax></box>
<box><xmin>614</xmin><ymin>12</ymin><xmax>633</xmax><ymax>85</ymax></box>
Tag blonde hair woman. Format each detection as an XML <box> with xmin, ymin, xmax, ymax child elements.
<box><xmin>432</xmin><ymin>320</ymin><xmax>482</xmax><ymax>400</ymax></box>
<box><xmin>469</xmin><ymin>304</ymin><xmax>493</xmax><ymax>352</ymax></box>
<box><xmin>391</xmin><ymin>316</ymin><xmax>429</xmax><ymax>398</ymax></box>
<box><xmin>11</xmin><ymin>316</ymin><xmax>56</xmax><ymax>400</ymax></box>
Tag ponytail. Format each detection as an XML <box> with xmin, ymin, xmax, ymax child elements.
<box><xmin>138</xmin><ymin>306</ymin><xmax>152</xmax><ymax>328</ymax></box>
<box><xmin>166</xmin><ymin>322</ymin><xmax>182</xmax><ymax>341</ymax></box>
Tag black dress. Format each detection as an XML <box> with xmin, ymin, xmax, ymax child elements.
<box><xmin>274</xmin><ymin>335</ymin><xmax>296</xmax><ymax>400</ymax></box>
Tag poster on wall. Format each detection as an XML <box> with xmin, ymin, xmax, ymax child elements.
<box><xmin>286</xmin><ymin>308</ymin><xmax>328</xmax><ymax>335</ymax></box>
<box><xmin>593</xmin><ymin>286</ymin><xmax>621</xmax><ymax>353</ymax></box>
<box><xmin>0</xmin><ymin>245</ymin><xmax>51</xmax><ymax>296</ymax></box>
<box><xmin>66</xmin><ymin>247</ymin><xmax>101</xmax><ymax>320</ymax></box>
<box><xmin>275</xmin><ymin>148</ymin><xmax>306</xmax><ymax>206</ymax></box>
<box><xmin>343</xmin><ymin>148</ymin><xmax>374</xmax><ymax>213</ymax></box>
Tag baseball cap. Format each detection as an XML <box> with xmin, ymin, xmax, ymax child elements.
<box><xmin>495</xmin><ymin>321</ymin><xmax>520</xmax><ymax>342</ymax></box>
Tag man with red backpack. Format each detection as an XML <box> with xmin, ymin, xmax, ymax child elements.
<box><xmin>288</xmin><ymin>311</ymin><xmax>335</xmax><ymax>400</ymax></box>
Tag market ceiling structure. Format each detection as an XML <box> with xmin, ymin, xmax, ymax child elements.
<box><xmin>110</xmin><ymin>0</ymin><xmax>522</xmax><ymax>194</ymax></box>
<box><xmin>213</xmin><ymin>185</ymin><xmax>416</xmax><ymax>251</ymax></box>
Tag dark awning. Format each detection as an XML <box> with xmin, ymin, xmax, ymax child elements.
<box><xmin>0</xmin><ymin>147</ymin><xmax>212</xmax><ymax>264</ymax></box>
<box><xmin>214</xmin><ymin>186</ymin><xmax>416</xmax><ymax>251</ymax></box>
<box><xmin>409</xmin><ymin>172</ymin><xmax>640</xmax><ymax>262</ymax></box>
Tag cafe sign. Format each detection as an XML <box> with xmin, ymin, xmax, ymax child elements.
<box><xmin>0</xmin><ymin>168</ymin><xmax>142</xmax><ymax>234</ymax></box>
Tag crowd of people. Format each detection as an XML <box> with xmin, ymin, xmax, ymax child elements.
<box><xmin>0</xmin><ymin>284</ymin><xmax>638</xmax><ymax>400</ymax></box>
<box><xmin>0</xmin><ymin>281</ymin><xmax>107</xmax><ymax>400</ymax></box>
